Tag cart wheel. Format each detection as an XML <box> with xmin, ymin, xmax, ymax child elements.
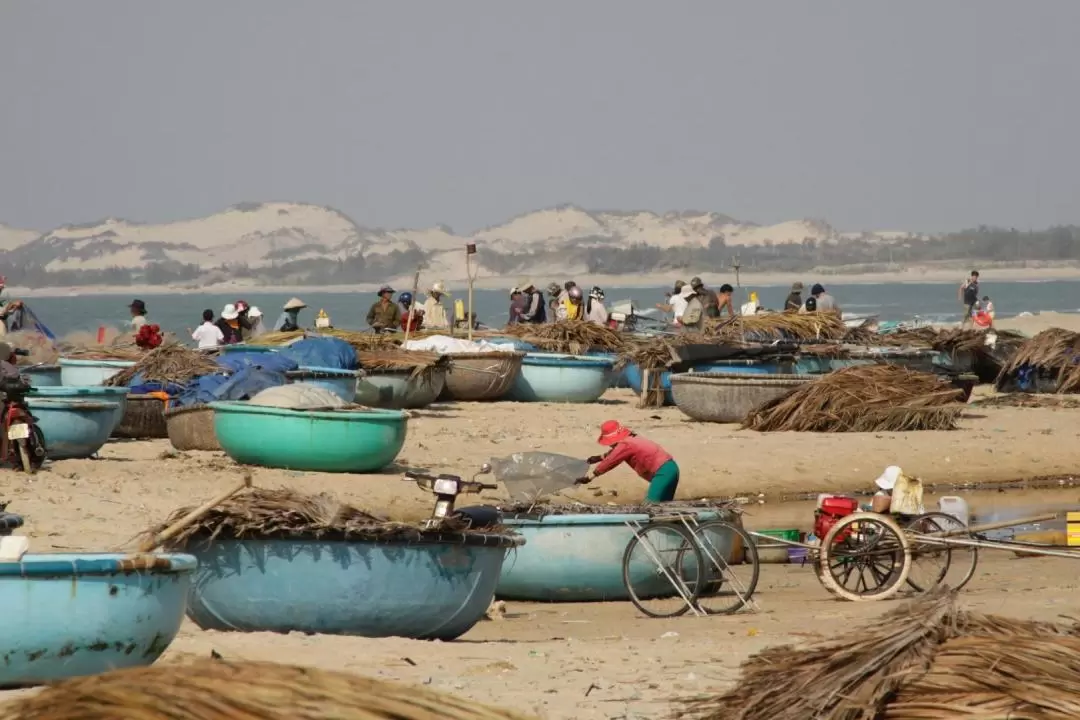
<box><xmin>818</xmin><ymin>512</ymin><xmax>910</xmax><ymax>602</ymax></box>
<box><xmin>622</xmin><ymin>523</ymin><xmax>704</xmax><ymax>618</ymax></box>
<box><xmin>906</xmin><ymin>512</ymin><xmax>978</xmax><ymax>592</ymax></box>
<box><xmin>692</xmin><ymin>520</ymin><xmax>760</xmax><ymax>615</ymax></box>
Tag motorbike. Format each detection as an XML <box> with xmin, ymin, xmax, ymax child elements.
<box><xmin>403</xmin><ymin>463</ymin><xmax>501</xmax><ymax>530</ymax></box>
<box><xmin>0</xmin><ymin>374</ymin><xmax>47</xmax><ymax>474</ymax></box>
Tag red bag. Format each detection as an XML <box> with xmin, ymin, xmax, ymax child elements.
<box><xmin>135</xmin><ymin>324</ymin><xmax>163</xmax><ymax>349</ymax></box>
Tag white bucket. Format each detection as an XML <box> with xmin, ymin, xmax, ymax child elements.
<box><xmin>938</xmin><ymin>496</ymin><xmax>970</xmax><ymax>526</ymax></box>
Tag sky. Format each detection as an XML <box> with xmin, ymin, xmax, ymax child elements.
<box><xmin>1</xmin><ymin>1</ymin><xmax>1078</xmax><ymax>235</ymax></box>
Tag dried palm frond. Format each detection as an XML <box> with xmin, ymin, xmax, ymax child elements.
<box><xmin>105</xmin><ymin>342</ymin><xmax>222</xmax><ymax>387</ymax></box>
<box><xmin>996</xmin><ymin>328</ymin><xmax>1080</xmax><ymax>393</ymax></box>
<box><xmin>499</xmin><ymin>320</ymin><xmax>628</xmax><ymax>354</ymax></box>
<box><xmin>709</xmin><ymin>312</ymin><xmax>848</xmax><ymax>343</ymax></box>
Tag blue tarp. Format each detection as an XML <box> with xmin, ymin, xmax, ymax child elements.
<box><xmin>278</xmin><ymin>337</ymin><xmax>358</xmax><ymax>371</ymax></box>
<box><xmin>172</xmin><ymin>366</ymin><xmax>287</xmax><ymax>408</ymax></box>
<box><xmin>216</xmin><ymin>352</ymin><xmax>299</xmax><ymax>374</ymax></box>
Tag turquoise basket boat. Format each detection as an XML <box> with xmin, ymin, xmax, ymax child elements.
<box><xmin>0</xmin><ymin>552</ymin><xmax>194</xmax><ymax>688</ymax></box>
<box><xmin>211</xmin><ymin>402</ymin><xmax>407</xmax><ymax>472</ymax></box>
<box><xmin>30</xmin><ymin>386</ymin><xmax>130</xmax><ymax>434</ymax></box>
<box><xmin>505</xmin><ymin>354</ymin><xmax>615</xmax><ymax>403</ymax></box>
<box><xmin>284</xmin><ymin>366</ymin><xmax>360</xmax><ymax>403</ymax></box>
<box><xmin>496</xmin><ymin>510</ymin><xmax>734</xmax><ymax>602</ymax></box>
<box><xmin>19</xmin><ymin>365</ymin><xmax>61</xmax><ymax>387</ymax></box>
<box><xmin>58</xmin><ymin>358</ymin><xmax>136</xmax><ymax>386</ymax></box>
<box><xmin>794</xmin><ymin>348</ymin><xmax>952</xmax><ymax>375</ymax></box>
<box><xmin>26</xmin><ymin>399</ymin><xmax>121</xmax><ymax>460</ymax></box>
<box><xmin>185</xmin><ymin>532</ymin><xmax>523</xmax><ymax>640</ymax></box>
<box><xmin>354</xmin><ymin>368</ymin><xmax>447</xmax><ymax>409</ymax></box>
<box><xmin>625</xmin><ymin>359</ymin><xmax>790</xmax><ymax>406</ymax></box>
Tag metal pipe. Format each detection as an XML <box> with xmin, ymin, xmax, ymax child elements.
<box><xmin>915</xmin><ymin>534</ymin><xmax>1080</xmax><ymax>560</ymax></box>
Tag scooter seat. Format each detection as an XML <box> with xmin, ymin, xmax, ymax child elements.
<box><xmin>454</xmin><ymin>505</ymin><xmax>501</xmax><ymax>529</ymax></box>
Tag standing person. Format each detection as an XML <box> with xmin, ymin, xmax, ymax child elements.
<box><xmin>802</xmin><ymin>284</ymin><xmax>839</xmax><ymax>313</ymax></box>
<box><xmin>546</xmin><ymin>283</ymin><xmax>563</xmax><ymax>318</ymax></box>
<box><xmin>586</xmin><ymin>287</ymin><xmax>608</xmax><ymax>326</ymax></box>
<box><xmin>366</xmin><ymin>286</ymin><xmax>398</xmax><ymax>332</ymax></box>
<box><xmin>234</xmin><ymin>300</ymin><xmax>252</xmax><ymax>339</ymax></box>
<box><xmin>398</xmin><ymin>291</ymin><xmax>425</xmax><ymax>332</ymax></box>
<box><xmin>716</xmin><ymin>284</ymin><xmax>737</xmax><ymax>317</ymax></box>
<box><xmin>215</xmin><ymin>304</ymin><xmax>243</xmax><ymax>344</ymax></box>
<box><xmin>128</xmin><ymin>299</ymin><xmax>148</xmax><ymax>332</ymax></box>
<box><xmin>274</xmin><ymin>298</ymin><xmax>307</xmax><ymax>332</ymax></box>
<box><xmin>784</xmin><ymin>282</ymin><xmax>804</xmax><ymax>311</ymax></box>
<box><xmin>959</xmin><ymin>271</ymin><xmax>980</xmax><ymax>327</ymax></box>
<box><xmin>508</xmin><ymin>287</ymin><xmax>527</xmax><ymax>324</ymax></box>
<box><xmin>0</xmin><ymin>277</ymin><xmax>23</xmax><ymax>337</ymax></box>
<box><xmin>973</xmin><ymin>296</ymin><xmax>995</xmax><ymax>329</ymax></box>
<box><xmin>690</xmin><ymin>277</ymin><xmax>719</xmax><ymax>318</ymax></box>
<box><xmin>557</xmin><ymin>286</ymin><xmax>585</xmax><ymax>321</ymax></box>
<box><xmin>575</xmin><ymin>420</ymin><xmax>681</xmax><ymax>503</ymax></box>
<box><xmin>656</xmin><ymin>280</ymin><xmax>687</xmax><ymax>323</ymax></box>
<box><xmin>192</xmin><ymin>309</ymin><xmax>225</xmax><ymax>349</ymax></box>
<box><xmin>246</xmin><ymin>306</ymin><xmax>266</xmax><ymax>338</ymax></box>
<box><xmin>422</xmin><ymin>281</ymin><xmax>451</xmax><ymax>330</ymax></box>
<box><xmin>678</xmin><ymin>284</ymin><xmax>705</xmax><ymax>331</ymax></box>
<box><xmin>520</xmin><ymin>281</ymin><xmax>547</xmax><ymax>324</ymax></box>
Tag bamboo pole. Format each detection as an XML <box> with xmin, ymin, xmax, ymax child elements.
<box><xmin>402</xmin><ymin>268</ymin><xmax>421</xmax><ymax>345</ymax></box>
<box><xmin>138</xmin><ymin>473</ymin><xmax>253</xmax><ymax>552</ymax></box>
<box><xmin>465</xmin><ymin>244</ymin><xmax>478</xmax><ymax>341</ymax></box>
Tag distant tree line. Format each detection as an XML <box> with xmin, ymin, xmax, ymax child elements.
<box><xmin>4</xmin><ymin>225</ymin><xmax>1080</xmax><ymax>287</ymax></box>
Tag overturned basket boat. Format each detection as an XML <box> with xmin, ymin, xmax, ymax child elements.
<box><xmin>671</xmin><ymin>372</ymin><xmax>814</xmax><ymax>423</ymax></box>
<box><xmin>439</xmin><ymin>352</ymin><xmax>525</xmax><ymax>402</ymax></box>
<box><xmin>112</xmin><ymin>393</ymin><xmax>169</xmax><ymax>439</ymax></box>
<box><xmin>164</xmin><ymin>404</ymin><xmax>220</xmax><ymax>451</ymax></box>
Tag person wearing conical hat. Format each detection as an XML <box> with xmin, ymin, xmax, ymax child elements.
<box><xmin>421</xmin><ymin>280</ymin><xmax>451</xmax><ymax>330</ymax></box>
<box><xmin>575</xmin><ymin>421</ymin><xmax>680</xmax><ymax>503</ymax></box>
<box><xmin>274</xmin><ymin>298</ymin><xmax>307</xmax><ymax>332</ymax></box>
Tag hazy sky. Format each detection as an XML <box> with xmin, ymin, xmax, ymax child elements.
<box><xmin>2</xmin><ymin>1</ymin><xmax>1078</xmax><ymax>234</ymax></box>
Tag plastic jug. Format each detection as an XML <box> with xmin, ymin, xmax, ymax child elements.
<box><xmin>938</xmin><ymin>496</ymin><xmax>970</xmax><ymax>526</ymax></box>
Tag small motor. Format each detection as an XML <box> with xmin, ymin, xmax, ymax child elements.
<box><xmin>813</xmin><ymin>494</ymin><xmax>860</xmax><ymax>541</ymax></box>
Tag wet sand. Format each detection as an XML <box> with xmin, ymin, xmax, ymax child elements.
<box><xmin>3</xmin><ymin>387</ymin><xmax>1080</xmax><ymax>718</ymax></box>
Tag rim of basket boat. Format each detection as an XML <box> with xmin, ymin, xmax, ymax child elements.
<box><xmin>520</xmin><ymin>353</ymin><xmax>615</xmax><ymax>367</ymax></box>
<box><xmin>58</xmin><ymin>358</ymin><xmax>137</xmax><ymax>367</ymax></box>
<box><xmin>670</xmin><ymin>372</ymin><xmax>814</xmax><ymax>383</ymax></box>
<box><xmin>0</xmin><ymin>552</ymin><xmax>197</xmax><ymax>577</ymax></box>
<box><xmin>28</xmin><ymin>386</ymin><xmax>130</xmax><ymax>395</ymax></box>
<box><xmin>284</xmin><ymin>366</ymin><xmax>362</xmax><ymax>377</ymax></box>
<box><xmin>23</xmin><ymin>399</ymin><xmax>121</xmax><ymax>411</ymax></box>
<box><xmin>185</xmin><ymin>530</ymin><xmax>524</xmax><ymax>549</ymax></box>
<box><xmin>209</xmin><ymin>401</ymin><xmax>406</xmax><ymax>421</ymax></box>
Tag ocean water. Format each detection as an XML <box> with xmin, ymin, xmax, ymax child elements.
<box><xmin>16</xmin><ymin>280</ymin><xmax>1080</xmax><ymax>340</ymax></box>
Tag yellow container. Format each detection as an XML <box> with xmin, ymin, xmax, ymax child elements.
<box><xmin>1068</xmin><ymin>512</ymin><xmax>1080</xmax><ymax>546</ymax></box>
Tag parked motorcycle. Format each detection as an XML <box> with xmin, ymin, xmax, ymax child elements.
<box><xmin>0</xmin><ymin>377</ymin><xmax>46</xmax><ymax>474</ymax></box>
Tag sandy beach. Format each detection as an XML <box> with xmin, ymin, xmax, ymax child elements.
<box><xmin>3</xmin><ymin>379</ymin><xmax>1080</xmax><ymax>717</ymax></box>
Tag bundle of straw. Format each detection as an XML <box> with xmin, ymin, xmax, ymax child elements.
<box><xmin>60</xmin><ymin>344</ymin><xmax>144</xmax><ymax>361</ymax></box>
<box><xmin>105</xmin><ymin>342</ymin><xmax>222</xmax><ymax>387</ymax></box>
<box><xmin>709</xmin><ymin>312</ymin><xmax>848</xmax><ymax>343</ymax></box>
<box><xmin>743</xmin><ymin>364</ymin><xmax>965</xmax><ymax>433</ymax></box>
<box><xmin>2</xmin><ymin>657</ymin><xmax>537</xmax><ymax>720</ymax></box>
<box><xmin>500</xmin><ymin>320</ymin><xmax>628</xmax><ymax>353</ymax></box>
<box><xmin>356</xmin><ymin>348</ymin><xmax>449</xmax><ymax>379</ymax></box>
<box><xmin>675</xmin><ymin>587</ymin><xmax>1080</xmax><ymax>720</ymax></box>
<box><xmin>140</xmin><ymin>486</ymin><xmax>495</xmax><ymax>549</ymax></box>
<box><xmin>995</xmin><ymin>328</ymin><xmax>1080</xmax><ymax>393</ymax></box>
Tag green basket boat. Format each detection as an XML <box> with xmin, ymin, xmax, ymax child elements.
<box><xmin>210</xmin><ymin>402</ymin><xmax>407</xmax><ymax>473</ymax></box>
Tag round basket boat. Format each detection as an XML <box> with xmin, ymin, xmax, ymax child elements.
<box><xmin>58</xmin><ymin>358</ymin><xmax>136</xmax><ymax>387</ymax></box>
<box><xmin>504</xmin><ymin>354</ymin><xmax>614</xmax><ymax>403</ymax></box>
<box><xmin>0</xmin><ymin>552</ymin><xmax>194</xmax><ymax>688</ymax></box>
<box><xmin>25</xmin><ymin>399</ymin><xmax>121</xmax><ymax>460</ymax></box>
<box><xmin>284</xmin><ymin>366</ymin><xmax>361</xmax><ymax>403</ymax></box>
<box><xmin>439</xmin><ymin>352</ymin><xmax>525</xmax><ymax>402</ymax></box>
<box><xmin>625</xmin><ymin>359</ymin><xmax>789</xmax><ymax>406</ymax></box>
<box><xmin>112</xmin><ymin>394</ymin><xmax>169</xmax><ymax>439</ymax></box>
<box><xmin>496</xmin><ymin>508</ymin><xmax>738</xmax><ymax>602</ymax></box>
<box><xmin>19</xmin><ymin>365</ymin><xmax>61</xmax><ymax>387</ymax></box>
<box><xmin>354</xmin><ymin>368</ymin><xmax>447</xmax><ymax>409</ymax></box>
<box><xmin>184</xmin><ymin>531</ymin><xmax>523</xmax><ymax>640</ymax></box>
<box><xmin>29</xmin><ymin>386</ymin><xmax>129</xmax><ymax>433</ymax></box>
<box><xmin>670</xmin><ymin>372</ymin><xmax>814</xmax><ymax>423</ymax></box>
<box><xmin>210</xmin><ymin>402</ymin><xmax>407</xmax><ymax>472</ymax></box>
<box><xmin>164</xmin><ymin>404</ymin><xmax>220</xmax><ymax>451</ymax></box>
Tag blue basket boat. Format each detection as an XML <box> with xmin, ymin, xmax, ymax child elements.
<box><xmin>185</xmin><ymin>531</ymin><xmax>524</xmax><ymax>640</ymax></box>
<box><xmin>354</xmin><ymin>369</ymin><xmax>447</xmax><ymax>409</ymax></box>
<box><xmin>496</xmin><ymin>509</ymin><xmax>735</xmax><ymax>602</ymax></box>
<box><xmin>284</xmin><ymin>366</ymin><xmax>361</xmax><ymax>403</ymax></box>
<box><xmin>211</xmin><ymin>402</ymin><xmax>407</xmax><ymax>472</ymax></box>
<box><xmin>505</xmin><ymin>354</ymin><xmax>615</xmax><ymax>403</ymax></box>
<box><xmin>625</xmin><ymin>359</ymin><xmax>790</xmax><ymax>406</ymax></box>
<box><xmin>25</xmin><ymin>399</ymin><xmax>121</xmax><ymax>460</ymax></box>
<box><xmin>30</xmin><ymin>386</ymin><xmax>129</xmax><ymax>434</ymax></box>
<box><xmin>19</xmin><ymin>365</ymin><xmax>61</xmax><ymax>387</ymax></box>
<box><xmin>58</xmin><ymin>359</ymin><xmax>136</xmax><ymax>387</ymax></box>
<box><xmin>0</xmin><ymin>552</ymin><xmax>195</xmax><ymax>687</ymax></box>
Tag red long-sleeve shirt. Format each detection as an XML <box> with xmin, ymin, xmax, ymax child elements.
<box><xmin>593</xmin><ymin>436</ymin><xmax>673</xmax><ymax>481</ymax></box>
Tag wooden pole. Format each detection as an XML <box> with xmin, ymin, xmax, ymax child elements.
<box><xmin>138</xmin><ymin>473</ymin><xmax>253</xmax><ymax>553</ymax></box>
<box><xmin>402</xmin><ymin>268</ymin><xmax>421</xmax><ymax>345</ymax></box>
<box><xmin>465</xmin><ymin>244</ymin><xmax>478</xmax><ymax>342</ymax></box>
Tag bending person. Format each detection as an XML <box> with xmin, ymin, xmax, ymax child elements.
<box><xmin>576</xmin><ymin>420</ymin><xmax>680</xmax><ymax>502</ymax></box>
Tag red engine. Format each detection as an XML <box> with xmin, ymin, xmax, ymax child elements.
<box><xmin>814</xmin><ymin>495</ymin><xmax>860</xmax><ymax>540</ymax></box>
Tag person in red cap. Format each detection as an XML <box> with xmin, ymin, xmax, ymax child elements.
<box><xmin>576</xmin><ymin>420</ymin><xmax>680</xmax><ymax>502</ymax></box>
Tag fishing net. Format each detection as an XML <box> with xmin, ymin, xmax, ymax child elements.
<box><xmin>490</xmin><ymin>452</ymin><xmax>589</xmax><ymax>502</ymax></box>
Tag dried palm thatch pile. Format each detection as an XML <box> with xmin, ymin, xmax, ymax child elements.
<box><xmin>60</xmin><ymin>343</ymin><xmax>145</xmax><ymax>361</ymax></box>
<box><xmin>356</xmin><ymin>348</ymin><xmax>449</xmax><ymax>380</ymax></box>
<box><xmin>675</xmin><ymin>587</ymin><xmax>1080</xmax><ymax>720</ymax></box>
<box><xmin>621</xmin><ymin>333</ymin><xmax>735</xmax><ymax>371</ymax></box>
<box><xmin>974</xmin><ymin>393</ymin><xmax>1080</xmax><ymax>409</ymax></box>
<box><xmin>140</xmin><ymin>487</ymin><xmax>503</xmax><ymax>550</ymax></box>
<box><xmin>500</xmin><ymin>320</ymin><xmax>628</xmax><ymax>353</ymax></box>
<box><xmin>743</xmin><ymin>364</ymin><xmax>965</xmax><ymax>432</ymax></box>
<box><xmin>2</xmin><ymin>657</ymin><xmax>537</xmax><ymax>720</ymax></box>
<box><xmin>995</xmin><ymin>328</ymin><xmax>1080</xmax><ymax>393</ymax></box>
<box><xmin>105</xmin><ymin>342</ymin><xmax>222</xmax><ymax>387</ymax></box>
<box><xmin>257</xmin><ymin>329</ymin><xmax>401</xmax><ymax>351</ymax></box>
<box><xmin>709</xmin><ymin>312</ymin><xmax>848</xmax><ymax>343</ymax></box>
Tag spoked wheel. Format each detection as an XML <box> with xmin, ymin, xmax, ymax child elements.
<box><xmin>818</xmin><ymin>512</ymin><xmax>910</xmax><ymax>602</ymax></box>
<box><xmin>692</xmin><ymin>520</ymin><xmax>760</xmax><ymax>615</ymax></box>
<box><xmin>622</xmin><ymin>523</ymin><xmax>704</xmax><ymax>618</ymax></box>
<box><xmin>905</xmin><ymin>512</ymin><xmax>978</xmax><ymax>592</ymax></box>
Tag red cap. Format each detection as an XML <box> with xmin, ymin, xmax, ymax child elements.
<box><xmin>598</xmin><ymin>420</ymin><xmax>632</xmax><ymax>446</ymax></box>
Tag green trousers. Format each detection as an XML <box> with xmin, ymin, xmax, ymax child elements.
<box><xmin>646</xmin><ymin>460</ymin><xmax>680</xmax><ymax>502</ymax></box>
